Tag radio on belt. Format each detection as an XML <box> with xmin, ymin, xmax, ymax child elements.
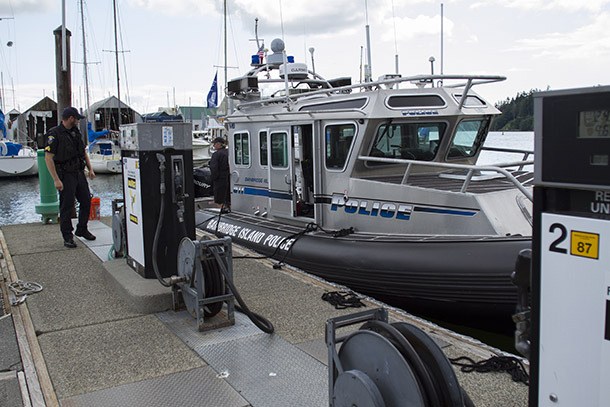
<box><xmin>530</xmin><ymin>86</ymin><xmax>610</xmax><ymax>406</ymax></box>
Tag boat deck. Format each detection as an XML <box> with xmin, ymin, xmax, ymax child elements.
<box><xmin>0</xmin><ymin>219</ymin><xmax>528</xmax><ymax>406</ymax></box>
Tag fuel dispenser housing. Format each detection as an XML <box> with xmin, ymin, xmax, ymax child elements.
<box><xmin>531</xmin><ymin>86</ymin><xmax>610</xmax><ymax>406</ymax></box>
<box><xmin>119</xmin><ymin>122</ymin><xmax>195</xmax><ymax>279</ymax></box>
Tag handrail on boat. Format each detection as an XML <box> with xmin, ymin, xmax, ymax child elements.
<box><xmin>480</xmin><ymin>146</ymin><xmax>534</xmax><ymax>171</ymax></box>
<box><xmin>233</xmin><ymin>74</ymin><xmax>506</xmax><ymax>111</ymax></box>
<box><xmin>357</xmin><ymin>155</ymin><xmax>534</xmax><ymax>202</ymax></box>
<box><xmin>237</xmin><ymin>107</ymin><xmax>368</xmax><ymax>121</ymax></box>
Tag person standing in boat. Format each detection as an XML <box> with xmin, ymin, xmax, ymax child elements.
<box><xmin>209</xmin><ymin>136</ymin><xmax>230</xmax><ymax>213</ymax></box>
<box><xmin>44</xmin><ymin>107</ymin><xmax>97</xmax><ymax>248</ymax></box>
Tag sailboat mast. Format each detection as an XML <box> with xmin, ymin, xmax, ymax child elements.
<box><xmin>113</xmin><ymin>0</ymin><xmax>121</xmax><ymax>127</ymax></box>
<box><xmin>223</xmin><ymin>0</ymin><xmax>227</xmax><ymax>110</ymax></box>
<box><xmin>79</xmin><ymin>0</ymin><xmax>90</xmax><ymax>115</ymax></box>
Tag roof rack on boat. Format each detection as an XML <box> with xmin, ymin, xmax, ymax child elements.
<box><xmin>231</xmin><ymin>74</ymin><xmax>506</xmax><ymax>112</ymax></box>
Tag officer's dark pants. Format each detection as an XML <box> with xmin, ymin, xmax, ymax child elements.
<box><xmin>59</xmin><ymin>171</ymin><xmax>91</xmax><ymax>241</ymax></box>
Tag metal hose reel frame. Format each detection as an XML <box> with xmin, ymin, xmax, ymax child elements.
<box><xmin>327</xmin><ymin>308</ymin><xmax>472</xmax><ymax>407</ymax></box>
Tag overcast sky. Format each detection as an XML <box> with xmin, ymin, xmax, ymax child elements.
<box><xmin>0</xmin><ymin>0</ymin><xmax>608</xmax><ymax>115</ymax></box>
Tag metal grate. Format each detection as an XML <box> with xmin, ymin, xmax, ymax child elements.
<box><xmin>159</xmin><ymin>309</ymin><xmax>329</xmax><ymax>407</ymax></box>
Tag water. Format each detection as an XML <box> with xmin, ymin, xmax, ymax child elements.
<box><xmin>0</xmin><ymin>173</ymin><xmax>123</xmax><ymax>226</ymax></box>
<box><xmin>478</xmin><ymin>131</ymin><xmax>534</xmax><ymax>167</ymax></box>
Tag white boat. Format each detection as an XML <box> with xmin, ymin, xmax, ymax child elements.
<box><xmin>87</xmin><ymin>138</ymin><xmax>122</xmax><ymax>174</ymax></box>
<box><xmin>0</xmin><ymin>140</ymin><xmax>38</xmax><ymax>177</ymax></box>
<box><xmin>192</xmin><ymin>124</ymin><xmax>226</xmax><ymax>167</ymax></box>
<box><xmin>196</xmin><ymin>37</ymin><xmax>534</xmax><ymax>328</ymax></box>
<box><xmin>192</xmin><ymin>131</ymin><xmax>213</xmax><ymax>167</ymax></box>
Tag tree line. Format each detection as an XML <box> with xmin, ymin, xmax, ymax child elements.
<box><xmin>490</xmin><ymin>89</ymin><xmax>539</xmax><ymax>131</ymax></box>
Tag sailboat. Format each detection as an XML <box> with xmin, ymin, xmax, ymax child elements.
<box><xmin>86</xmin><ymin>121</ymin><xmax>122</xmax><ymax>173</ymax></box>
<box><xmin>0</xmin><ymin>108</ymin><xmax>38</xmax><ymax>177</ymax></box>
<box><xmin>78</xmin><ymin>0</ymin><xmax>123</xmax><ymax>174</ymax></box>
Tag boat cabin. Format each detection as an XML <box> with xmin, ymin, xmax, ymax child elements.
<box><xmin>224</xmin><ymin>53</ymin><xmax>532</xmax><ymax>239</ymax></box>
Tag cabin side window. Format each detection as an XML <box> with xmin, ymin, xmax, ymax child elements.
<box><xmin>369</xmin><ymin>122</ymin><xmax>446</xmax><ymax>162</ymax></box>
<box><xmin>325</xmin><ymin>124</ymin><xmax>356</xmax><ymax>170</ymax></box>
<box><xmin>270</xmin><ymin>132</ymin><xmax>288</xmax><ymax>168</ymax></box>
<box><xmin>259</xmin><ymin>131</ymin><xmax>268</xmax><ymax>167</ymax></box>
<box><xmin>447</xmin><ymin>119</ymin><xmax>488</xmax><ymax>159</ymax></box>
<box><xmin>233</xmin><ymin>132</ymin><xmax>250</xmax><ymax>166</ymax></box>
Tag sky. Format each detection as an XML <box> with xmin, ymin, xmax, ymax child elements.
<box><xmin>0</xmin><ymin>0</ymin><xmax>609</xmax><ymax>115</ymax></box>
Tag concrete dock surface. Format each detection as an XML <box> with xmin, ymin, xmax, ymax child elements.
<box><xmin>0</xmin><ymin>218</ymin><xmax>528</xmax><ymax>406</ymax></box>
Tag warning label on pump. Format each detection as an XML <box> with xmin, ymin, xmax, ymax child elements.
<box><xmin>570</xmin><ymin>230</ymin><xmax>600</xmax><ymax>259</ymax></box>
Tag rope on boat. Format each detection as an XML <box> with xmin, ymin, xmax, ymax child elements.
<box><xmin>321</xmin><ymin>290</ymin><xmax>367</xmax><ymax>309</ymax></box>
<box><xmin>449</xmin><ymin>355</ymin><xmax>529</xmax><ymax>385</ymax></box>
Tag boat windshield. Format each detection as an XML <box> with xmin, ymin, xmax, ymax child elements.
<box><xmin>370</xmin><ymin>122</ymin><xmax>446</xmax><ymax>162</ymax></box>
<box><xmin>447</xmin><ymin>119</ymin><xmax>488</xmax><ymax>159</ymax></box>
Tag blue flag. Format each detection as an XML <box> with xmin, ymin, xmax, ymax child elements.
<box><xmin>207</xmin><ymin>72</ymin><xmax>218</xmax><ymax>108</ymax></box>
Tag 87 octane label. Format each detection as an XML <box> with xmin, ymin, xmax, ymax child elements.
<box><xmin>548</xmin><ymin>222</ymin><xmax>600</xmax><ymax>259</ymax></box>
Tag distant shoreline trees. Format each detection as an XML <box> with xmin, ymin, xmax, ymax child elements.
<box><xmin>491</xmin><ymin>89</ymin><xmax>538</xmax><ymax>131</ymax></box>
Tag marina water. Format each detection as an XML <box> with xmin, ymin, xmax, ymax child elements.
<box><xmin>0</xmin><ymin>131</ymin><xmax>533</xmax><ymax>351</ymax></box>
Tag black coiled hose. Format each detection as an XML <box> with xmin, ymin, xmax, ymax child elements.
<box><xmin>200</xmin><ymin>255</ymin><xmax>225</xmax><ymax>317</ymax></box>
<box><xmin>208</xmin><ymin>246</ymin><xmax>274</xmax><ymax>334</ymax></box>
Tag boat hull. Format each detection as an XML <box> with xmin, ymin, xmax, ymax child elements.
<box><xmin>197</xmin><ymin>210</ymin><xmax>530</xmax><ymax>323</ymax></box>
<box><xmin>87</xmin><ymin>140</ymin><xmax>122</xmax><ymax>174</ymax></box>
<box><xmin>0</xmin><ymin>156</ymin><xmax>38</xmax><ymax>177</ymax></box>
<box><xmin>90</xmin><ymin>156</ymin><xmax>122</xmax><ymax>174</ymax></box>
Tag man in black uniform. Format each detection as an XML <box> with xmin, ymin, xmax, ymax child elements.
<box><xmin>209</xmin><ymin>136</ymin><xmax>230</xmax><ymax>212</ymax></box>
<box><xmin>45</xmin><ymin>107</ymin><xmax>97</xmax><ymax>248</ymax></box>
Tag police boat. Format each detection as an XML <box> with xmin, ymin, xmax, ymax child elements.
<box><xmin>196</xmin><ymin>38</ymin><xmax>533</xmax><ymax>326</ymax></box>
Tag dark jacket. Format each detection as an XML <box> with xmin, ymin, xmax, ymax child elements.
<box><xmin>45</xmin><ymin>124</ymin><xmax>86</xmax><ymax>173</ymax></box>
<box><xmin>209</xmin><ymin>147</ymin><xmax>229</xmax><ymax>183</ymax></box>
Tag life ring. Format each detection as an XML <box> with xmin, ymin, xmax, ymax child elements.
<box><xmin>0</xmin><ymin>141</ymin><xmax>7</xmax><ymax>156</ymax></box>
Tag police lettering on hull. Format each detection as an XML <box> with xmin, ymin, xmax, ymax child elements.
<box><xmin>330</xmin><ymin>194</ymin><xmax>412</xmax><ymax>220</ymax></box>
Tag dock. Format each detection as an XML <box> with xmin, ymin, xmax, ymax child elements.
<box><xmin>0</xmin><ymin>219</ymin><xmax>528</xmax><ymax>406</ymax></box>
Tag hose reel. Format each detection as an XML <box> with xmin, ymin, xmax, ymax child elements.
<box><xmin>327</xmin><ymin>308</ymin><xmax>473</xmax><ymax>407</ymax></box>
<box><xmin>175</xmin><ymin>236</ymin><xmax>236</xmax><ymax>331</ymax></box>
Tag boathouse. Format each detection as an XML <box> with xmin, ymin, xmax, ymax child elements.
<box><xmin>14</xmin><ymin>96</ymin><xmax>58</xmax><ymax>148</ymax></box>
<box><xmin>86</xmin><ymin>96</ymin><xmax>142</xmax><ymax>132</ymax></box>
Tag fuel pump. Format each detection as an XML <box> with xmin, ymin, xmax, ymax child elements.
<box><xmin>530</xmin><ymin>86</ymin><xmax>610</xmax><ymax>406</ymax></box>
<box><xmin>118</xmin><ymin>122</ymin><xmax>195</xmax><ymax>279</ymax></box>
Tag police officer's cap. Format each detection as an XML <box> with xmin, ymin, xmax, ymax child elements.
<box><xmin>62</xmin><ymin>106</ymin><xmax>85</xmax><ymax>120</ymax></box>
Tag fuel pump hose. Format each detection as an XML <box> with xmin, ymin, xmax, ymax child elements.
<box><xmin>152</xmin><ymin>153</ymin><xmax>173</xmax><ymax>287</ymax></box>
<box><xmin>208</xmin><ymin>247</ymin><xmax>274</xmax><ymax>334</ymax></box>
